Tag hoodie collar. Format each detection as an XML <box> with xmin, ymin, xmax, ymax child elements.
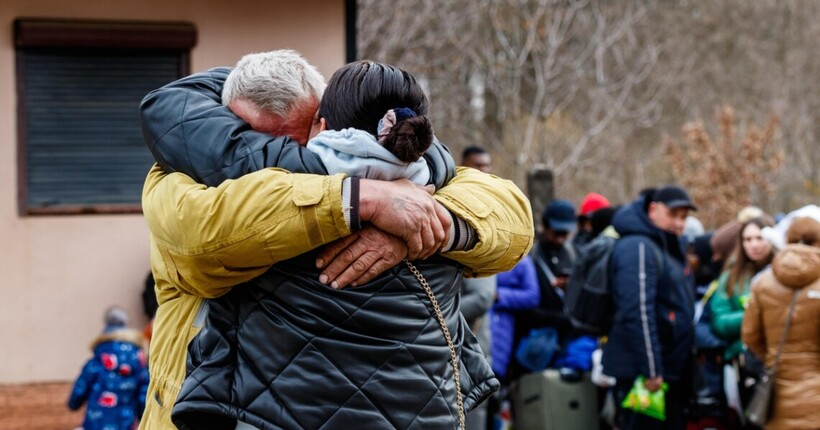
<box><xmin>772</xmin><ymin>244</ymin><xmax>820</xmax><ymax>289</ymax></box>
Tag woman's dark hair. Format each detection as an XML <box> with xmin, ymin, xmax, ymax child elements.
<box><xmin>319</xmin><ymin>61</ymin><xmax>433</xmax><ymax>163</ymax></box>
<box><xmin>381</xmin><ymin>116</ymin><xmax>433</xmax><ymax>163</ymax></box>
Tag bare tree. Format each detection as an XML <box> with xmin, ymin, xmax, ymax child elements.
<box><xmin>357</xmin><ymin>0</ymin><xmax>819</xmax><ymax>210</ymax></box>
<box><xmin>478</xmin><ymin>1</ymin><xmax>667</xmax><ymax>185</ymax></box>
<box><xmin>666</xmin><ymin>106</ymin><xmax>782</xmax><ymax>228</ymax></box>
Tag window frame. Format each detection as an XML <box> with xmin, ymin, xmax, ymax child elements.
<box><xmin>14</xmin><ymin>19</ymin><xmax>196</xmax><ymax>215</ymax></box>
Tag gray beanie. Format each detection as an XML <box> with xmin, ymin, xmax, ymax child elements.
<box><xmin>683</xmin><ymin>216</ymin><xmax>705</xmax><ymax>244</ymax></box>
<box><xmin>104</xmin><ymin>306</ymin><xmax>130</xmax><ymax>330</ymax></box>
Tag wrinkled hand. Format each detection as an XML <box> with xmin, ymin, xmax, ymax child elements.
<box><xmin>316</xmin><ymin>226</ymin><xmax>408</xmax><ymax>289</ymax></box>
<box><xmin>644</xmin><ymin>376</ymin><xmax>664</xmax><ymax>392</ymax></box>
<box><xmin>359</xmin><ymin>179</ymin><xmax>451</xmax><ymax>260</ymax></box>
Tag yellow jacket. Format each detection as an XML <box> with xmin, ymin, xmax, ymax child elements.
<box><xmin>139</xmin><ymin>164</ymin><xmax>533</xmax><ymax>429</ymax></box>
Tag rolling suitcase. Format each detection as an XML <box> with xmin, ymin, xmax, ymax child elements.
<box><xmin>513</xmin><ymin>369</ymin><xmax>599</xmax><ymax>430</ymax></box>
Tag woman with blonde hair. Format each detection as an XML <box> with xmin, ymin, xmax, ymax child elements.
<box><xmin>741</xmin><ymin>217</ymin><xmax>820</xmax><ymax>429</ymax></box>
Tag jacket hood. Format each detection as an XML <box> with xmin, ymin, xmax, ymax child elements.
<box><xmin>90</xmin><ymin>328</ymin><xmax>146</xmax><ymax>351</ymax></box>
<box><xmin>612</xmin><ymin>196</ymin><xmax>685</xmax><ymax>261</ymax></box>
<box><xmin>772</xmin><ymin>243</ymin><xmax>820</xmax><ymax>289</ymax></box>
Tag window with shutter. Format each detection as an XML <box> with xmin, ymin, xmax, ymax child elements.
<box><xmin>14</xmin><ymin>19</ymin><xmax>196</xmax><ymax>215</ymax></box>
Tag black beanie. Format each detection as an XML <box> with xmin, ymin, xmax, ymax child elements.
<box><xmin>590</xmin><ymin>207</ymin><xmax>617</xmax><ymax>237</ymax></box>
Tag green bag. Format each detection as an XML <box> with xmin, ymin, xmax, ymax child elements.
<box><xmin>620</xmin><ymin>376</ymin><xmax>668</xmax><ymax>421</ymax></box>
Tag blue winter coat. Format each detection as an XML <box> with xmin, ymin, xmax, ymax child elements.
<box><xmin>601</xmin><ymin>197</ymin><xmax>695</xmax><ymax>382</ymax></box>
<box><xmin>489</xmin><ymin>255</ymin><xmax>541</xmax><ymax>377</ymax></box>
<box><xmin>68</xmin><ymin>329</ymin><xmax>149</xmax><ymax>430</ymax></box>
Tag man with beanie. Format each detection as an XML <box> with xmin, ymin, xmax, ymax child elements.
<box><xmin>602</xmin><ymin>186</ymin><xmax>697</xmax><ymax>430</ymax></box>
<box><xmin>573</xmin><ymin>192</ymin><xmax>611</xmax><ymax>251</ymax></box>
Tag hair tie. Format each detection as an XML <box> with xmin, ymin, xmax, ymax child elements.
<box><xmin>377</xmin><ymin>108</ymin><xmax>417</xmax><ymax>144</ymax></box>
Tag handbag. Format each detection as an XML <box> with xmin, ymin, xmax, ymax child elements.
<box><xmin>744</xmin><ymin>289</ymin><xmax>801</xmax><ymax>426</ymax></box>
<box><xmin>404</xmin><ymin>260</ymin><xmax>466</xmax><ymax>430</ymax></box>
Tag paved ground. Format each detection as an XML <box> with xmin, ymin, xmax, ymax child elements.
<box><xmin>0</xmin><ymin>382</ymin><xmax>84</xmax><ymax>430</ymax></box>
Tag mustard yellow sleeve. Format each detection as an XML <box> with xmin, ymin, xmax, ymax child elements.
<box><xmin>142</xmin><ymin>164</ymin><xmax>350</xmax><ymax>298</ymax></box>
<box><xmin>435</xmin><ymin>166</ymin><xmax>534</xmax><ymax>277</ymax></box>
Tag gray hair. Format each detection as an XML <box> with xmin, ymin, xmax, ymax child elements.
<box><xmin>222</xmin><ymin>50</ymin><xmax>326</xmax><ymax>117</ymax></box>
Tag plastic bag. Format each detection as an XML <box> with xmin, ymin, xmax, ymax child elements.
<box><xmin>723</xmin><ymin>363</ymin><xmax>744</xmax><ymax>424</ymax></box>
<box><xmin>621</xmin><ymin>376</ymin><xmax>668</xmax><ymax>421</ymax></box>
<box><xmin>591</xmin><ymin>348</ymin><xmax>616</xmax><ymax>387</ymax></box>
<box><xmin>514</xmin><ymin>327</ymin><xmax>558</xmax><ymax>372</ymax></box>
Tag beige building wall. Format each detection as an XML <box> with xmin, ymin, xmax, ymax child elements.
<box><xmin>0</xmin><ymin>0</ymin><xmax>346</xmax><ymax>384</ymax></box>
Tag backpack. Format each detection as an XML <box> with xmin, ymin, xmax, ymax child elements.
<box><xmin>564</xmin><ymin>234</ymin><xmax>663</xmax><ymax>336</ymax></box>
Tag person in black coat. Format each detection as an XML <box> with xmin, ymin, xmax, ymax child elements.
<box><xmin>602</xmin><ymin>186</ymin><xmax>697</xmax><ymax>430</ymax></box>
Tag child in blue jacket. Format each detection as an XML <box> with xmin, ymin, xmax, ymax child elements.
<box><xmin>68</xmin><ymin>306</ymin><xmax>149</xmax><ymax>430</ymax></box>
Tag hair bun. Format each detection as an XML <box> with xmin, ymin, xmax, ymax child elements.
<box><xmin>382</xmin><ymin>116</ymin><xmax>433</xmax><ymax>163</ymax></box>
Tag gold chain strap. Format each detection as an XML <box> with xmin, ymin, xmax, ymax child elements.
<box><xmin>403</xmin><ymin>260</ymin><xmax>465</xmax><ymax>430</ymax></box>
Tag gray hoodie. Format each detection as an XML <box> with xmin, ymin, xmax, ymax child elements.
<box><xmin>307</xmin><ymin>128</ymin><xmax>430</xmax><ymax>185</ymax></box>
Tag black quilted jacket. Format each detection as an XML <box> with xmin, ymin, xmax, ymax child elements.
<box><xmin>174</xmin><ymin>252</ymin><xmax>498</xmax><ymax>430</ymax></box>
<box><xmin>139</xmin><ymin>69</ymin><xmax>498</xmax><ymax>429</ymax></box>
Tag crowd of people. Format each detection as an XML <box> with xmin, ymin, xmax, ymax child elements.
<box><xmin>476</xmin><ymin>177</ymin><xmax>820</xmax><ymax>430</ymax></box>
<box><xmin>65</xmin><ymin>50</ymin><xmax>819</xmax><ymax>430</ymax></box>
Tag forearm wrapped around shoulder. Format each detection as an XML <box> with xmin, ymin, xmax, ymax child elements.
<box><xmin>436</xmin><ymin>167</ymin><xmax>534</xmax><ymax>277</ymax></box>
<box><xmin>141</xmin><ymin>164</ymin><xmax>350</xmax><ymax>296</ymax></box>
